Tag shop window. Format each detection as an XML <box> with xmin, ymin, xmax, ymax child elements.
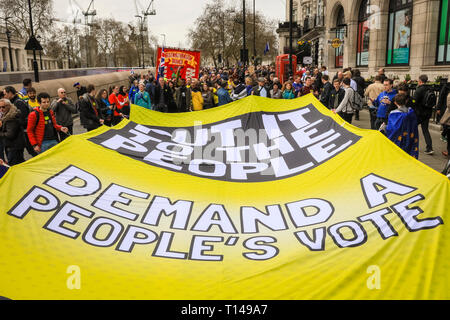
<box><xmin>386</xmin><ymin>0</ymin><xmax>413</xmax><ymax>65</ymax></box>
<box><xmin>335</xmin><ymin>6</ymin><xmax>345</xmax><ymax>68</ymax></box>
<box><xmin>357</xmin><ymin>0</ymin><xmax>370</xmax><ymax>66</ymax></box>
<box><xmin>437</xmin><ymin>0</ymin><xmax>450</xmax><ymax>64</ymax></box>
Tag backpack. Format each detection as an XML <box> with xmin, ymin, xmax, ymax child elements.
<box><xmin>351</xmin><ymin>88</ymin><xmax>364</xmax><ymax>111</ymax></box>
<box><xmin>424</xmin><ymin>88</ymin><xmax>437</xmax><ymax>110</ymax></box>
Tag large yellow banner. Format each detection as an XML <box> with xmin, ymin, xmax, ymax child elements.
<box><xmin>0</xmin><ymin>95</ymin><xmax>449</xmax><ymax>300</ymax></box>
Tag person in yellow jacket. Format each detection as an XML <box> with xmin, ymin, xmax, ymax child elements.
<box><xmin>212</xmin><ymin>85</ymin><xmax>219</xmax><ymax>105</ymax></box>
<box><xmin>190</xmin><ymin>80</ymin><xmax>204</xmax><ymax>111</ymax></box>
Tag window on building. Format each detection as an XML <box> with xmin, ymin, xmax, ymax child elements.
<box><xmin>335</xmin><ymin>6</ymin><xmax>345</xmax><ymax>68</ymax></box>
<box><xmin>357</xmin><ymin>0</ymin><xmax>370</xmax><ymax>67</ymax></box>
<box><xmin>386</xmin><ymin>0</ymin><xmax>413</xmax><ymax>65</ymax></box>
<box><xmin>437</xmin><ymin>0</ymin><xmax>450</xmax><ymax>64</ymax></box>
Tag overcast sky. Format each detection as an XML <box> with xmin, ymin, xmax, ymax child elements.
<box><xmin>54</xmin><ymin>0</ymin><xmax>286</xmax><ymax>48</ymax></box>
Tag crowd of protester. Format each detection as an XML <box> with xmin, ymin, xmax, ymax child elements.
<box><xmin>0</xmin><ymin>64</ymin><xmax>449</xmax><ymax>177</ymax></box>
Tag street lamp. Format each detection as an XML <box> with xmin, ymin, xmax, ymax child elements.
<box><xmin>2</xmin><ymin>16</ymin><xmax>14</xmax><ymax>72</ymax></box>
<box><xmin>253</xmin><ymin>0</ymin><xmax>256</xmax><ymax>64</ymax></box>
<box><xmin>135</xmin><ymin>15</ymin><xmax>145</xmax><ymax>69</ymax></box>
<box><xmin>242</xmin><ymin>0</ymin><xmax>247</xmax><ymax>65</ymax></box>
<box><xmin>27</xmin><ymin>0</ymin><xmax>39</xmax><ymax>82</ymax></box>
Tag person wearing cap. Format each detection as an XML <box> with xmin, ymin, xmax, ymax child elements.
<box><xmin>252</xmin><ymin>77</ymin><xmax>268</xmax><ymax>98</ymax></box>
<box><xmin>74</xmin><ymin>82</ymin><xmax>87</xmax><ymax>100</ymax></box>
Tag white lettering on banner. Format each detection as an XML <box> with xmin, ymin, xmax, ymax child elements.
<box><xmin>6</xmin><ymin>166</ymin><xmax>445</xmax><ymax>262</ymax></box>
<box><xmin>92</xmin><ymin>184</ymin><xmax>149</xmax><ymax>221</ymax></box>
<box><xmin>360</xmin><ymin>174</ymin><xmax>417</xmax><ymax>209</ymax></box>
<box><xmin>44</xmin><ymin>202</ymin><xmax>94</xmax><ymax>238</ymax></box>
<box><xmin>88</xmin><ymin>105</ymin><xmax>361</xmax><ymax>182</ymax></box>
<box><xmin>45</xmin><ymin>165</ymin><xmax>101</xmax><ymax>197</ymax></box>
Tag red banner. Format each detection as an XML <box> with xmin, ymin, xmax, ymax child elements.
<box><xmin>156</xmin><ymin>47</ymin><xmax>201</xmax><ymax>80</ymax></box>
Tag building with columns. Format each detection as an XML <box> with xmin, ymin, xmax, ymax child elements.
<box><xmin>0</xmin><ymin>27</ymin><xmax>68</xmax><ymax>72</ymax></box>
<box><xmin>277</xmin><ymin>0</ymin><xmax>450</xmax><ymax>80</ymax></box>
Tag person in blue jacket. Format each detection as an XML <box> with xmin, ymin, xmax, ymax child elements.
<box><xmin>217</xmin><ymin>81</ymin><xmax>233</xmax><ymax>106</ymax></box>
<box><xmin>128</xmin><ymin>80</ymin><xmax>139</xmax><ymax>104</ymax></box>
<box><xmin>134</xmin><ymin>83</ymin><xmax>152</xmax><ymax>110</ymax></box>
<box><xmin>374</xmin><ymin>78</ymin><xmax>397</xmax><ymax>130</ymax></box>
<box><xmin>381</xmin><ymin>93</ymin><xmax>419</xmax><ymax>159</ymax></box>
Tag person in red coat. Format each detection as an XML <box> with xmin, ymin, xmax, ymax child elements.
<box><xmin>27</xmin><ymin>92</ymin><xmax>68</xmax><ymax>154</ymax></box>
<box><xmin>109</xmin><ymin>86</ymin><xmax>126</xmax><ymax>126</ymax></box>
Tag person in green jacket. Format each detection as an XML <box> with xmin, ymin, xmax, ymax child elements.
<box><xmin>134</xmin><ymin>83</ymin><xmax>152</xmax><ymax>110</ymax></box>
<box><xmin>282</xmin><ymin>81</ymin><xmax>296</xmax><ymax>99</ymax></box>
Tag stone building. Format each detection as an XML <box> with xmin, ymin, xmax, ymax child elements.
<box><xmin>0</xmin><ymin>27</ymin><xmax>68</xmax><ymax>72</ymax></box>
<box><xmin>277</xmin><ymin>0</ymin><xmax>450</xmax><ymax>80</ymax></box>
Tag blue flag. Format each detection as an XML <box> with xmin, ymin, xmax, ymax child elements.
<box><xmin>386</xmin><ymin>108</ymin><xmax>419</xmax><ymax>159</ymax></box>
<box><xmin>264</xmin><ymin>42</ymin><xmax>270</xmax><ymax>55</ymax></box>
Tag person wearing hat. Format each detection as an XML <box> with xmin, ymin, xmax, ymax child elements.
<box><xmin>74</xmin><ymin>82</ymin><xmax>87</xmax><ymax>101</ymax></box>
<box><xmin>252</xmin><ymin>77</ymin><xmax>268</xmax><ymax>97</ymax></box>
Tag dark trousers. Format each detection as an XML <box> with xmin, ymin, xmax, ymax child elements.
<box><xmin>6</xmin><ymin>148</ymin><xmax>25</xmax><ymax>166</ymax></box>
<box><xmin>60</xmin><ymin>125</ymin><xmax>73</xmax><ymax>142</ymax></box>
<box><xmin>354</xmin><ymin>109</ymin><xmax>360</xmax><ymax>120</ymax></box>
<box><xmin>340</xmin><ymin>112</ymin><xmax>353</xmax><ymax>124</ymax></box>
<box><xmin>417</xmin><ymin>116</ymin><xmax>433</xmax><ymax>151</ymax></box>
<box><xmin>369</xmin><ymin>109</ymin><xmax>378</xmax><ymax>130</ymax></box>
<box><xmin>112</xmin><ymin>116</ymin><xmax>123</xmax><ymax>126</ymax></box>
<box><xmin>375</xmin><ymin>117</ymin><xmax>387</xmax><ymax>130</ymax></box>
<box><xmin>24</xmin><ymin>132</ymin><xmax>38</xmax><ymax>158</ymax></box>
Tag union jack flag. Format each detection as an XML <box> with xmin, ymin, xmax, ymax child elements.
<box><xmin>157</xmin><ymin>47</ymin><xmax>166</xmax><ymax>81</ymax></box>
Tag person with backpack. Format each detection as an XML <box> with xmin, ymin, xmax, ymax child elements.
<box><xmin>413</xmin><ymin>75</ymin><xmax>435</xmax><ymax>155</ymax></box>
<box><xmin>334</xmin><ymin>78</ymin><xmax>355</xmax><ymax>124</ymax></box>
<box><xmin>27</xmin><ymin>92</ymin><xmax>69</xmax><ymax>154</ymax></box>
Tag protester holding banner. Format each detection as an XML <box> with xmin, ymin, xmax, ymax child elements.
<box><xmin>51</xmin><ymin>88</ymin><xmax>77</xmax><ymax>141</ymax></box>
<box><xmin>217</xmin><ymin>81</ymin><xmax>233</xmax><ymax>107</ymax></box>
<box><xmin>201</xmin><ymin>83</ymin><xmax>215</xmax><ymax>109</ymax></box>
<box><xmin>134</xmin><ymin>83</ymin><xmax>152</xmax><ymax>110</ymax></box>
<box><xmin>109</xmin><ymin>86</ymin><xmax>125</xmax><ymax>125</ymax></box>
<box><xmin>96</xmin><ymin>89</ymin><xmax>113</xmax><ymax>127</ymax></box>
<box><xmin>270</xmin><ymin>83</ymin><xmax>282</xmax><ymax>99</ymax></box>
<box><xmin>381</xmin><ymin>93</ymin><xmax>419</xmax><ymax>159</ymax></box>
<box><xmin>175</xmin><ymin>79</ymin><xmax>192</xmax><ymax>113</ymax></box>
<box><xmin>27</xmin><ymin>92</ymin><xmax>69</xmax><ymax>154</ymax></box>
<box><xmin>282</xmin><ymin>82</ymin><xmax>296</xmax><ymax>99</ymax></box>
<box><xmin>374</xmin><ymin>79</ymin><xmax>397</xmax><ymax>130</ymax></box>
<box><xmin>79</xmin><ymin>85</ymin><xmax>104</xmax><ymax>132</ymax></box>
<box><xmin>0</xmin><ymin>99</ymin><xmax>25</xmax><ymax>165</ymax></box>
<box><xmin>128</xmin><ymin>80</ymin><xmax>139</xmax><ymax>105</ymax></box>
<box><xmin>118</xmin><ymin>86</ymin><xmax>130</xmax><ymax>118</ymax></box>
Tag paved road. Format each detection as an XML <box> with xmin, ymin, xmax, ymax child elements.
<box><xmin>25</xmin><ymin>110</ymin><xmax>449</xmax><ymax>175</ymax></box>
